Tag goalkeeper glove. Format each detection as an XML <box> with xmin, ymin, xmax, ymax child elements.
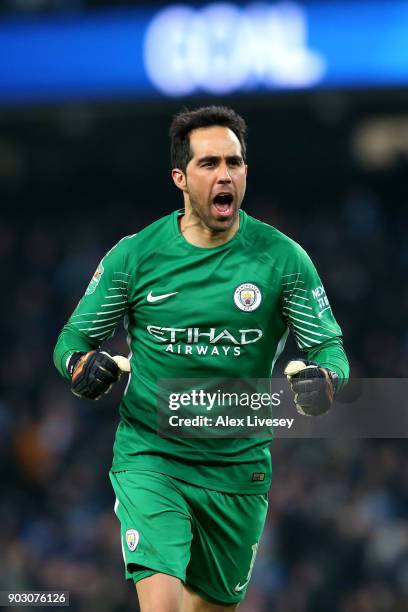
<box><xmin>68</xmin><ymin>350</ymin><xmax>128</xmax><ymax>400</ymax></box>
<box><xmin>284</xmin><ymin>359</ymin><xmax>338</xmax><ymax>416</ymax></box>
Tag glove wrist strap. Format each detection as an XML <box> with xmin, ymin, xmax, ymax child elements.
<box><xmin>68</xmin><ymin>352</ymin><xmax>85</xmax><ymax>378</ymax></box>
<box><xmin>327</xmin><ymin>369</ymin><xmax>339</xmax><ymax>394</ymax></box>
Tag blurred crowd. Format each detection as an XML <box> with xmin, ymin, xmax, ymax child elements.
<box><xmin>1</xmin><ymin>0</ymin><xmax>141</xmax><ymax>14</ymax></box>
<box><xmin>0</xmin><ymin>103</ymin><xmax>407</xmax><ymax>611</ymax></box>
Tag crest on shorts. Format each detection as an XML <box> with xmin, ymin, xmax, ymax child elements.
<box><xmin>234</xmin><ymin>283</ymin><xmax>262</xmax><ymax>312</ymax></box>
<box><xmin>85</xmin><ymin>261</ymin><xmax>104</xmax><ymax>295</ymax></box>
<box><xmin>125</xmin><ymin>529</ymin><xmax>139</xmax><ymax>552</ymax></box>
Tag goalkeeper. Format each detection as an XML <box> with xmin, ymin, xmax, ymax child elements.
<box><xmin>54</xmin><ymin>105</ymin><xmax>348</xmax><ymax>612</ymax></box>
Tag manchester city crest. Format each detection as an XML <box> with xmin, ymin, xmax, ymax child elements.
<box><xmin>125</xmin><ymin>529</ymin><xmax>139</xmax><ymax>551</ymax></box>
<box><xmin>234</xmin><ymin>283</ymin><xmax>262</xmax><ymax>312</ymax></box>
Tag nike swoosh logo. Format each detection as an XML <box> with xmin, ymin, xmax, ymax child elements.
<box><xmin>234</xmin><ymin>581</ymin><xmax>249</xmax><ymax>592</ymax></box>
<box><xmin>317</xmin><ymin>306</ymin><xmax>331</xmax><ymax>318</ymax></box>
<box><xmin>147</xmin><ymin>291</ymin><xmax>178</xmax><ymax>303</ymax></box>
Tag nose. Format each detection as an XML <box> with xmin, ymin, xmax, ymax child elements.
<box><xmin>217</xmin><ymin>163</ymin><xmax>232</xmax><ymax>183</ymax></box>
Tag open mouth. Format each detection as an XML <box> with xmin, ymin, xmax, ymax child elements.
<box><xmin>212</xmin><ymin>193</ymin><xmax>234</xmax><ymax>216</ymax></box>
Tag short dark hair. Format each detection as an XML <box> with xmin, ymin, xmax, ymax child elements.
<box><xmin>169</xmin><ymin>105</ymin><xmax>247</xmax><ymax>172</ymax></box>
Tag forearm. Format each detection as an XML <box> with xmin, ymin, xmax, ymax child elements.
<box><xmin>306</xmin><ymin>337</ymin><xmax>349</xmax><ymax>391</ymax></box>
<box><xmin>53</xmin><ymin>325</ymin><xmax>99</xmax><ymax>380</ymax></box>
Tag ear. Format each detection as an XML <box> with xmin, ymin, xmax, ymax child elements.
<box><xmin>171</xmin><ymin>168</ymin><xmax>187</xmax><ymax>192</ymax></box>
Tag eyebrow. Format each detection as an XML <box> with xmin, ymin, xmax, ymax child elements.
<box><xmin>197</xmin><ymin>154</ymin><xmax>244</xmax><ymax>164</ymax></box>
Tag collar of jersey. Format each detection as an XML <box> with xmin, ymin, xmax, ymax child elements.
<box><xmin>172</xmin><ymin>209</ymin><xmax>247</xmax><ymax>252</ymax></box>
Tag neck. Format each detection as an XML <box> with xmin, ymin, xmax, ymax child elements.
<box><xmin>179</xmin><ymin>207</ymin><xmax>240</xmax><ymax>248</ymax></box>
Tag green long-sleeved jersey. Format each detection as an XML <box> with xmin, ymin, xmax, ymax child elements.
<box><xmin>54</xmin><ymin>210</ymin><xmax>349</xmax><ymax>493</ymax></box>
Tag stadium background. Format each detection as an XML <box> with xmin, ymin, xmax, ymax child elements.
<box><xmin>0</xmin><ymin>1</ymin><xmax>407</xmax><ymax>611</ymax></box>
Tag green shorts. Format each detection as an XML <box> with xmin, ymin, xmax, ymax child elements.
<box><xmin>109</xmin><ymin>469</ymin><xmax>268</xmax><ymax>606</ymax></box>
